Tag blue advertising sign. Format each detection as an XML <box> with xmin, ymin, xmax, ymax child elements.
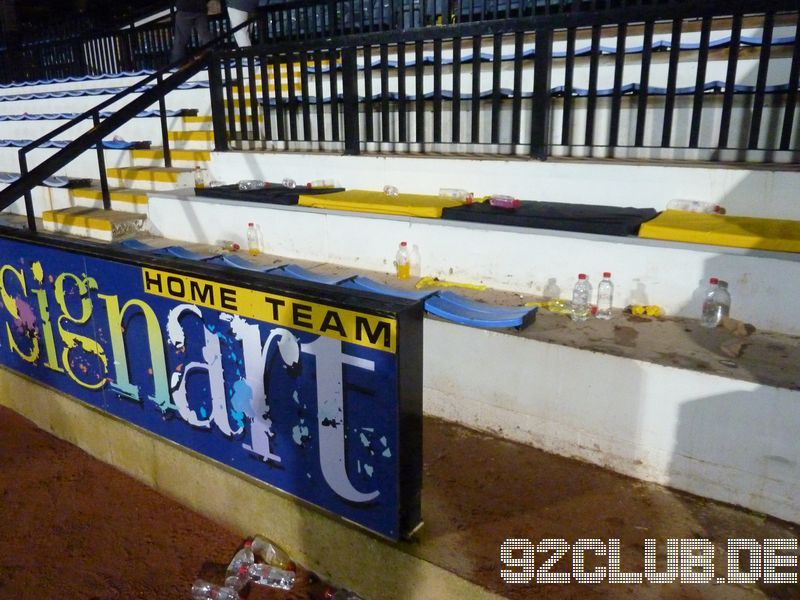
<box><xmin>0</xmin><ymin>234</ymin><xmax>423</xmax><ymax>540</ymax></box>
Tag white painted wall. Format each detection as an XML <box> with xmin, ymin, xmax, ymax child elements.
<box><xmin>423</xmin><ymin>319</ymin><xmax>800</xmax><ymax>524</ymax></box>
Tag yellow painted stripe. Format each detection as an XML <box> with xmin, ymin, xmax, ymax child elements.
<box><xmin>107</xmin><ymin>167</ymin><xmax>182</xmax><ymax>183</ymax></box>
<box><xmin>182</xmin><ymin>115</ymin><xmax>213</xmax><ymax>123</ymax></box>
<box><xmin>71</xmin><ymin>188</ymin><xmax>149</xmax><ymax>205</ymax></box>
<box><xmin>230</xmin><ymin>84</ymin><xmax>304</xmax><ymax>95</ymax></box>
<box><xmin>168</xmin><ymin>130</ymin><xmax>215</xmax><ymax>142</ymax></box>
<box><xmin>132</xmin><ymin>148</ymin><xmax>211</xmax><ymax>162</ymax></box>
<box><xmin>42</xmin><ymin>209</ymin><xmax>113</xmax><ymax>231</ymax></box>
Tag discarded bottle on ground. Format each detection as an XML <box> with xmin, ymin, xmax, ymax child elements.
<box><xmin>488</xmin><ymin>194</ymin><xmax>520</xmax><ymax>210</ymax></box>
<box><xmin>666</xmin><ymin>199</ymin><xmax>725</xmax><ymax>214</ymax></box>
<box><xmin>595</xmin><ymin>272</ymin><xmax>613</xmax><ymax>320</ymax></box>
<box><xmin>226</xmin><ymin>540</ymin><xmax>255</xmax><ymax>583</ymax></box>
<box><xmin>571</xmin><ymin>273</ymin><xmax>592</xmax><ymax>322</ymax></box>
<box><xmin>324</xmin><ymin>586</ymin><xmax>364</xmax><ymax>599</ymax></box>
<box><xmin>700</xmin><ymin>277</ymin><xmax>731</xmax><ymax>328</ymax></box>
<box><xmin>251</xmin><ymin>535</ymin><xmax>295</xmax><ymax>571</ymax></box>
<box><xmin>246</xmin><ymin>222</ymin><xmax>260</xmax><ymax>256</ymax></box>
<box><xmin>224</xmin><ymin>564</ymin><xmax>251</xmax><ymax>592</ymax></box>
<box><xmin>238</xmin><ymin>179</ymin><xmax>265</xmax><ymax>191</ymax></box>
<box><xmin>247</xmin><ymin>563</ymin><xmax>296</xmax><ymax>590</ymax></box>
<box><xmin>439</xmin><ymin>188</ymin><xmax>474</xmax><ymax>203</ymax></box>
<box><xmin>191</xmin><ymin>579</ymin><xmax>239</xmax><ymax>600</ymax></box>
<box><xmin>395</xmin><ymin>241</ymin><xmax>410</xmax><ymax>279</ymax></box>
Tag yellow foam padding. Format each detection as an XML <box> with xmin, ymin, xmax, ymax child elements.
<box><xmin>638</xmin><ymin>210</ymin><xmax>800</xmax><ymax>253</ymax></box>
<box><xmin>297</xmin><ymin>189</ymin><xmax>463</xmax><ymax>218</ymax></box>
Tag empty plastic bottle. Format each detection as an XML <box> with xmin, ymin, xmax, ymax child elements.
<box><xmin>224</xmin><ymin>565</ymin><xmax>251</xmax><ymax>592</ymax></box>
<box><xmin>439</xmin><ymin>188</ymin><xmax>474</xmax><ymax>203</ymax></box>
<box><xmin>324</xmin><ymin>586</ymin><xmax>364</xmax><ymax>599</ymax></box>
<box><xmin>226</xmin><ymin>541</ymin><xmax>255</xmax><ymax>583</ymax></box>
<box><xmin>488</xmin><ymin>195</ymin><xmax>521</xmax><ymax>210</ymax></box>
<box><xmin>307</xmin><ymin>178</ymin><xmax>337</xmax><ymax>188</ymax></box>
<box><xmin>700</xmin><ymin>277</ymin><xmax>731</xmax><ymax>328</ymax></box>
<box><xmin>571</xmin><ymin>274</ymin><xmax>592</xmax><ymax>322</ymax></box>
<box><xmin>666</xmin><ymin>199</ymin><xmax>725</xmax><ymax>214</ymax></box>
<box><xmin>246</xmin><ymin>223</ymin><xmax>260</xmax><ymax>256</ymax></box>
<box><xmin>595</xmin><ymin>272</ymin><xmax>613</xmax><ymax>320</ymax></box>
<box><xmin>395</xmin><ymin>241</ymin><xmax>410</xmax><ymax>279</ymax></box>
<box><xmin>251</xmin><ymin>535</ymin><xmax>294</xmax><ymax>571</ymax></box>
<box><xmin>217</xmin><ymin>239</ymin><xmax>240</xmax><ymax>252</ymax></box>
<box><xmin>383</xmin><ymin>184</ymin><xmax>399</xmax><ymax>197</ymax></box>
<box><xmin>409</xmin><ymin>244</ymin><xmax>421</xmax><ymax>277</ymax></box>
<box><xmin>281</xmin><ymin>178</ymin><xmax>296</xmax><ymax>189</ymax></box>
<box><xmin>191</xmin><ymin>579</ymin><xmax>240</xmax><ymax>600</ymax></box>
<box><xmin>247</xmin><ymin>563</ymin><xmax>296</xmax><ymax>590</ymax></box>
<box><xmin>238</xmin><ymin>179</ymin><xmax>265</xmax><ymax>191</ymax></box>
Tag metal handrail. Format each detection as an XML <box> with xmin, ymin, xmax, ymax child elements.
<box><xmin>0</xmin><ymin>14</ymin><xmax>259</xmax><ymax>230</ymax></box>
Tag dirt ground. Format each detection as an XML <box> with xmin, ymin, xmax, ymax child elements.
<box><xmin>3</xmin><ymin>404</ymin><xmax>800</xmax><ymax>599</ymax></box>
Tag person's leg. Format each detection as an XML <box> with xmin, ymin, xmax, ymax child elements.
<box><xmin>170</xmin><ymin>11</ymin><xmax>194</xmax><ymax>64</ymax></box>
<box><xmin>194</xmin><ymin>13</ymin><xmax>213</xmax><ymax>48</ymax></box>
<box><xmin>227</xmin><ymin>6</ymin><xmax>252</xmax><ymax>47</ymax></box>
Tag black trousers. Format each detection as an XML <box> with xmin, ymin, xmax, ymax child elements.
<box><xmin>170</xmin><ymin>11</ymin><xmax>212</xmax><ymax>64</ymax></box>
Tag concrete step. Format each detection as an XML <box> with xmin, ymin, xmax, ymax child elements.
<box><xmin>166</xmin><ymin>130</ymin><xmax>215</xmax><ymax>150</ymax></box>
<box><xmin>41</xmin><ymin>206</ymin><xmax>148</xmax><ymax>242</ymax></box>
<box><xmin>106</xmin><ymin>166</ymin><xmax>196</xmax><ymax>190</ymax></box>
<box><xmin>132</xmin><ymin>147</ymin><xmax>211</xmax><ymax>167</ymax></box>
<box><xmin>70</xmin><ymin>185</ymin><xmax>150</xmax><ymax>213</ymax></box>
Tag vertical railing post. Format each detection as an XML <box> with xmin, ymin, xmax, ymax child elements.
<box><xmin>341</xmin><ymin>45</ymin><xmax>361</xmax><ymax>155</ymax></box>
<box><xmin>18</xmin><ymin>151</ymin><xmax>36</xmax><ymax>232</ymax></box>
<box><xmin>156</xmin><ymin>72</ymin><xmax>172</xmax><ymax>167</ymax></box>
<box><xmin>530</xmin><ymin>26</ymin><xmax>552</xmax><ymax>159</ymax></box>
<box><xmin>93</xmin><ymin>111</ymin><xmax>111</xmax><ymax>211</ymax></box>
<box><xmin>207</xmin><ymin>53</ymin><xmax>229</xmax><ymax>151</ymax></box>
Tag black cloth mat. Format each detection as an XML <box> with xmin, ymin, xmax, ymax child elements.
<box><xmin>441</xmin><ymin>200</ymin><xmax>659</xmax><ymax>236</ymax></box>
<box><xmin>194</xmin><ymin>183</ymin><xmax>345</xmax><ymax>205</ymax></box>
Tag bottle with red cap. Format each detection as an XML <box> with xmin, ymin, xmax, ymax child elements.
<box><xmin>395</xmin><ymin>241</ymin><xmax>410</xmax><ymax>279</ymax></box>
<box><xmin>246</xmin><ymin>222</ymin><xmax>260</xmax><ymax>256</ymax></box>
<box><xmin>700</xmin><ymin>277</ymin><xmax>731</xmax><ymax>328</ymax></box>
<box><xmin>595</xmin><ymin>272</ymin><xmax>613</xmax><ymax>320</ymax></box>
<box><xmin>570</xmin><ymin>273</ymin><xmax>592</xmax><ymax>322</ymax></box>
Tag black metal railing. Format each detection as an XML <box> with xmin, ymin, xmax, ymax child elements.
<box><xmin>208</xmin><ymin>0</ymin><xmax>800</xmax><ymax>161</ymax></box>
<box><xmin>3</xmin><ymin>0</ymin><xmax>760</xmax><ymax>85</ymax></box>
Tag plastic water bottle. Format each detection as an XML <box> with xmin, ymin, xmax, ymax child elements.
<box><xmin>488</xmin><ymin>195</ymin><xmax>521</xmax><ymax>209</ymax></box>
<box><xmin>191</xmin><ymin>579</ymin><xmax>240</xmax><ymax>600</ymax></box>
<box><xmin>247</xmin><ymin>563</ymin><xmax>296</xmax><ymax>590</ymax></box>
<box><xmin>217</xmin><ymin>239</ymin><xmax>240</xmax><ymax>252</ymax></box>
<box><xmin>409</xmin><ymin>244</ymin><xmax>421</xmax><ymax>277</ymax></box>
<box><xmin>439</xmin><ymin>188</ymin><xmax>473</xmax><ymax>203</ymax></box>
<box><xmin>666</xmin><ymin>199</ymin><xmax>725</xmax><ymax>214</ymax></box>
<box><xmin>571</xmin><ymin>274</ymin><xmax>592</xmax><ymax>322</ymax></box>
<box><xmin>246</xmin><ymin>222</ymin><xmax>259</xmax><ymax>256</ymax></box>
<box><xmin>226</xmin><ymin>541</ymin><xmax>255</xmax><ymax>583</ymax></box>
<box><xmin>224</xmin><ymin>564</ymin><xmax>251</xmax><ymax>592</ymax></box>
<box><xmin>324</xmin><ymin>586</ymin><xmax>364</xmax><ymax>599</ymax></box>
<box><xmin>194</xmin><ymin>166</ymin><xmax>205</xmax><ymax>188</ymax></box>
<box><xmin>307</xmin><ymin>178</ymin><xmax>337</xmax><ymax>188</ymax></box>
<box><xmin>383</xmin><ymin>185</ymin><xmax>399</xmax><ymax>197</ymax></box>
<box><xmin>395</xmin><ymin>241</ymin><xmax>410</xmax><ymax>279</ymax></box>
<box><xmin>252</xmin><ymin>535</ymin><xmax>295</xmax><ymax>570</ymax></box>
<box><xmin>700</xmin><ymin>277</ymin><xmax>731</xmax><ymax>328</ymax></box>
<box><xmin>595</xmin><ymin>272</ymin><xmax>613</xmax><ymax>320</ymax></box>
<box><xmin>281</xmin><ymin>178</ymin><xmax>296</xmax><ymax>189</ymax></box>
<box><xmin>238</xmin><ymin>179</ymin><xmax>265</xmax><ymax>191</ymax></box>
